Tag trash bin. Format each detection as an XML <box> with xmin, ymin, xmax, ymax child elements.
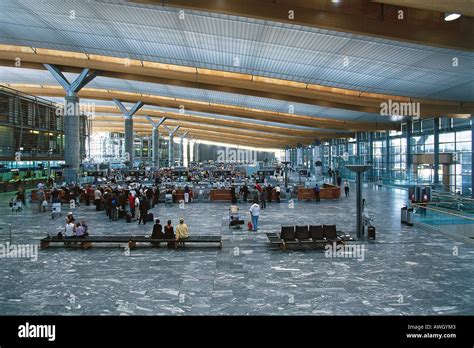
<box><xmin>406</xmin><ymin>207</ymin><xmax>414</xmax><ymax>226</ymax></box>
<box><xmin>401</xmin><ymin>206</ymin><xmax>407</xmax><ymax>224</ymax></box>
<box><xmin>367</xmin><ymin>226</ymin><xmax>376</xmax><ymax>240</ymax></box>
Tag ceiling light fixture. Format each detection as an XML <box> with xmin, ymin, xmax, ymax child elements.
<box><xmin>444</xmin><ymin>13</ymin><xmax>461</xmax><ymax>21</ymax></box>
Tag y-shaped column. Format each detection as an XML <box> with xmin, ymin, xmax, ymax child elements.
<box><xmin>44</xmin><ymin>64</ymin><xmax>99</xmax><ymax>184</ymax></box>
<box><xmin>113</xmin><ymin>99</ymin><xmax>144</xmax><ymax>169</ymax></box>
<box><xmin>178</xmin><ymin>131</ymin><xmax>189</xmax><ymax>166</ymax></box>
<box><xmin>163</xmin><ymin>125</ymin><xmax>180</xmax><ymax>167</ymax></box>
<box><xmin>187</xmin><ymin>136</ymin><xmax>194</xmax><ymax>165</ymax></box>
<box><xmin>145</xmin><ymin>116</ymin><xmax>166</xmax><ymax>169</ymax></box>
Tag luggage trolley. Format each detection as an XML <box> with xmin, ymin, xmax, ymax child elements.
<box><xmin>165</xmin><ymin>193</ymin><xmax>173</xmax><ymax>205</ymax></box>
<box><xmin>10</xmin><ymin>199</ymin><xmax>22</xmax><ymax>213</ymax></box>
<box><xmin>51</xmin><ymin>202</ymin><xmax>62</xmax><ymax>219</ymax></box>
<box><xmin>228</xmin><ymin>205</ymin><xmax>244</xmax><ymax>229</ymax></box>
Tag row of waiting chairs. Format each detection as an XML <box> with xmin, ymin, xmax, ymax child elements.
<box><xmin>280</xmin><ymin>225</ymin><xmax>341</xmax><ymax>243</ymax></box>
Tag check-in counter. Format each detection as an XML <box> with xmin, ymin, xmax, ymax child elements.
<box><xmin>297</xmin><ymin>183</ymin><xmax>341</xmax><ymax>200</ymax></box>
<box><xmin>174</xmin><ymin>189</ymin><xmax>194</xmax><ymax>201</ymax></box>
<box><xmin>210</xmin><ymin>189</ymin><xmax>233</xmax><ymax>201</ymax></box>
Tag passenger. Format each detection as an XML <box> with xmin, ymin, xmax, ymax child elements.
<box><xmin>164</xmin><ymin>220</ymin><xmax>176</xmax><ymax>248</ymax></box>
<box><xmin>138</xmin><ymin>195</ymin><xmax>149</xmax><ymax>225</ymax></box>
<box><xmin>175</xmin><ymin>218</ymin><xmax>189</xmax><ymax>245</ymax></box>
<box><xmin>344</xmin><ymin>180</ymin><xmax>350</xmax><ymax>197</ymax></box>
<box><xmin>85</xmin><ymin>185</ymin><xmax>93</xmax><ymax>206</ymax></box>
<box><xmin>314</xmin><ymin>184</ymin><xmax>320</xmax><ymax>202</ymax></box>
<box><xmin>275</xmin><ymin>185</ymin><xmax>281</xmax><ymax>203</ymax></box>
<box><xmin>266</xmin><ymin>184</ymin><xmax>272</xmax><ymax>203</ymax></box>
<box><xmin>172</xmin><ymin>188</ymin><xmax>177</xmax><ymax>203</ymax></box>
<box><xmin>150</xmin><ymin>219</ymin><xmax>164</xmax><ymax>246</ymax></box>
<box><xmin>110</xmin><ymin>193</ymin><xmax>118</xmax><ymax>221</ymax></box>
<box><xmin>241</xmin><ymin>184</ymin><xmax>249</xmax><ymax>203</ymax></box>
<box><xmin>260</xmin><ymin>188</ymin><xmax>266</xmax><ymax>209</ymax></box>
<box><xmin>64</xmin><ymin>221</ymin><xmax>75</xmax><ymax>239</ymax></box>
<box><xmin>81</xmin><ymin>220</ymin><xmax>89</xmax><ymax>236</ymax></box>
<box><xmin>75</xmin><ymin>222</ymin><xmax>85</xmax><ymax>238</ymax></box>
<box><xmin>65</xmin><ymin>212</ymin><xmax>75</xmax><ymax>224</ymax></box>
<box><xmin>51</xmin><ymin>187</ymin><xmax>60</xmax><ymax>204</ymax></box>
<box><xmin>249</xmin><ymin>200</ymin><xmax>260</xmax><ymax>231</ymax></box>
<box><xmin>184</xmin><ymin>185</ymin><xmax>190</xmax><ymax>203</ymax></box>
<box><xmin>36</xmin><ymin>187</ymin><xmax>46</xmax><ymax>213</ymax></box>
<box><xmin>145</xmin><ymin>187</ymin><xmax>153</xmax><ymax>210</ymax></box>
<box><xmin>128</xmin><ymin>192</ymin><xmax>136</xmax><ymax>220</ymax></box>
<box><xmin>134</xmin><ymin>194</ymin><xmax>140</xmax><ymax>220</ymax></box>
<box><xmin>230</xmin><ymin>186</ymin><xmax>237</xmax><ymax>204</ymax></box>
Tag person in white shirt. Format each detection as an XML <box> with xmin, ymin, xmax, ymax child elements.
<box><xmin>134</xmin><ymin>196</ymin><xmax>140</xmax><ymax>219</ymax></box>
<box><xmin>249</xmin><ymin>200</ymin><xmax>260</xmax><ymax>231</ymax></box>
<box><xmin>275</xmin><ymin>185</ymin><xmax>281</xmax><ymax>203</ymax></box>
<box><xmin>94</xmin><ymin>188</ymin><xmax>102</xmax><ymax>211</ymax></box>
<box><xmin>64</xmin><ymin>222</ymin><xmax>75</xmax><ymax>238</ymax></box>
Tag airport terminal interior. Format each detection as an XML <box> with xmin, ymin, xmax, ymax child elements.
<box><xmin>0</xmin><ymin>0</ymin><xmax>473</xmax><ymax>316</ymax></box>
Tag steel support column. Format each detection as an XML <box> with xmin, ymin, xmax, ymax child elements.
<box><xmin>434</xmin><ymin>117</ymin><xmax>440</xmax><ymax>185</ymax></box>
<box><xmin>44</xmin><ymin>64</ymin><xmax>99</xmax><ymax>184</ymax></box>
<box><xmin>368</xmin><ymin>132</ymin><xmax>374</xmax><ymax>181</ymax></box>
<box><xmin>163</xmin><ymin>125</ymin><xmax>180</xmax><ymax>167</ymax></box>
<box><xmin>406</xmin><ymin>120</ymin><xmax>412</xmax><ymax>181</ymax></box>
<box><xmin>146</xmin><ymin>116</ymin><xmax>166</xmax><ymax>169</ymax></box>
<box><xmin>179</xmin><ymin>131</ymin><xmax>189</xmax><ymax>166</ymax></box>
<box><xmin>385</xmin><ymin>131</ymin><xmax>390</xmax><ymax>180</ymax></box>
<box><xmin>471</xmin><ymin>118</ymin><xmax>474</xmax><ymax>198</ymax></box>
<box><xmin>113</xmin><ymin>99</ymin><xmax>144</xmax><ymax>170</ymax></box>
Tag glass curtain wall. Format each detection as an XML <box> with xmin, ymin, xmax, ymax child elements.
<box><xmin>306</xmin><ymin>118</ymin><xmax>472</xmax><ymax>196</ymax></box>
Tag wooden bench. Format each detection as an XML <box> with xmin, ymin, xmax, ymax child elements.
<box><xmin>266</xmin><ymin>225</ymin><xmax>354</xmax><ymax>251</ymax></box>
<box><xmin>40</xmin><ymin>235</ymin><xmax>223</xmax><ymax>250</ymax></box>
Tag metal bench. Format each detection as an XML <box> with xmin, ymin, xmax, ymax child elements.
<box><xmin>40</xmin><ymin>235</ymin><xmax>223</xmax><ymax>250</ymax></box>
<box><xmin>266</xmin><ymin>225</ymin><xmax>354</xmax><ymax>251</ymax></box>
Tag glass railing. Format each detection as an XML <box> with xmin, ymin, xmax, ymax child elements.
<box><xmin>412</xmin><ymin>203</ymin><xmax>474</xmax><ymax>241</ymax></box>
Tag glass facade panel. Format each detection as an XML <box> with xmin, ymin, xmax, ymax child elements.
<box><xmin>314</xmin><ymin>119</ymin><xmax>472</xmax><ymax>196</ymax></box>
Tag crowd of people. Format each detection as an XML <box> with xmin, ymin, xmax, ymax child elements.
<box><xmin>10</xmin><ymin>165</ymin><xmax>354</xmax><ymax>242</ymax></box>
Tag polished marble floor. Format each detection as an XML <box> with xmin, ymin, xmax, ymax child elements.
<box><xmin>0</xmin><ymin>184</ymin><xmax>473</xmax><ymax>315</ymax></box>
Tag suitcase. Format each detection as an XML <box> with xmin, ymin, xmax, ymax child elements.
<box><xmin>126</xmin><ymin>213</ymin><xmax>132</xmax><ymax>223</ymax></box>
<box><xmin>147</xmin><ymin>213</ymin><xmax>154</xmax><ymax>222</ymax></box>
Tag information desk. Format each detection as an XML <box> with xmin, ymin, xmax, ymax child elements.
<box><xmin>297</xmin><ymin>183</ymin><xmax>341</xmax><ymax>200</ymax></box>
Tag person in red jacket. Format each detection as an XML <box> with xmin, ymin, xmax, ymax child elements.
<box><xmin>128</xmin><ymin>192</ymin><xmax>136</xmax><ymax>219</ymax></box>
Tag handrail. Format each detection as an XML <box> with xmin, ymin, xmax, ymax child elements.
<box><xmin>427</xmin><ymin>201</ymin><xmax>474</xmax><ymax>205</ymax></box>
<box><xmin>412</xmin><ymin>203</ymin><xmax>474</xmax><ymax>221</ymax></box>
<box><xmin>432</xmin><ymin>191</ymin><xmax>474</xmax><ymax>202</ymax></box>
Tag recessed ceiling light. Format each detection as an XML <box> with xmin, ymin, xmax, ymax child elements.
<box><xmin>444</xmin><ymin>13</ymin><xmax>461</xmax><ymax>21</ymax></box>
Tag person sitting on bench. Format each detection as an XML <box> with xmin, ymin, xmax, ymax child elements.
<box><xmin>64</xmin><ymin>221</ymin><xmax>75</xmax><ymax>237</ymax></box>
<box><xmin>74</xmin><ymin>222</ymin><xmax>85</xmax><ymax>238</ymax></box>
<box><xmin>81</xmin><ymin>220</ymin><xmax>89</xmax><ymax>237</ymax></box>
<box><xmin>65</xmin><ymin>212</ymin><xmax>75</xmax><ymax>224</ymax></box>
<box><xmin>175</xmin><ymin>218</ymin><xmax>189</xmax><ymax>245</ymax></box>
<box><xmin>164</xmin><ymin>220</ymin><xmax>175</xmax><ymax>248</ymax></box>
<box><xmin>150</xmin><ymin>219</ymin><xmax>164</xmax><ymax>246</ymax></box>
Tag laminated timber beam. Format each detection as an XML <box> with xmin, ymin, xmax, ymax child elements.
<box><xmin>0</xmin><ymin>45</ymin><xmax>471</xmax><ymax>118</ymax></box>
